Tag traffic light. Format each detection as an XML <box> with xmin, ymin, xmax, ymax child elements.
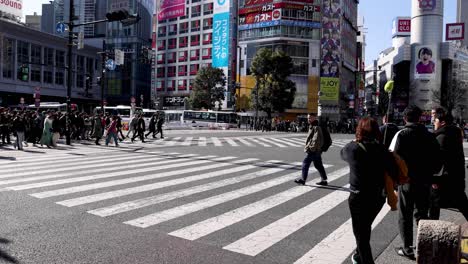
<box><xmin>19</xmin><ymin>64</ymin><xmax>29</xmax><ymax>82</ymax></box>
<box><xmin>106</xmin><ymin>10</ymin><xmax>129</xmax><ymax>22</ymax></box>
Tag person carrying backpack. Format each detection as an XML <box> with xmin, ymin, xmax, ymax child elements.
<box><xmin>294</xmin><ymin>113</ymin><xmax>329</xmax><ymax>186</ymax></box>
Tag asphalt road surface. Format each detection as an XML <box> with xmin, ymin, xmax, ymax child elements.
<box><xmin>0</xmin><ymin>130</ymin><xmax>465</xmax><ymax>264</ymax></box>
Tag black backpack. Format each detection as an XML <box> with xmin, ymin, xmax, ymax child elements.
<box><xmin>321</xmin><ymin>126</ymin><xmax>332</xmax><ymax>152</ymax></box>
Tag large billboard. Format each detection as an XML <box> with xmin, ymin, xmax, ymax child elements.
<box><xmin>0</xmin><ymin>0</ymin><xmax>22</xmax><ymax>18</ymax></box>
<box><xmin>319</xmin><ymin>77</ymin><xmax>339</xmax><ymax>102</ymax></box>
<box><xmin>414</xmin><ymin>45</ymin><xmax>437</xmax><ymax>80</ymax></box>
<box><xmin>446</xmin><ymin>23</ymin><xmax>465</xmax><ymax>41</ymax></box>
<box><xmin>392</xmin><ymin>17</ymin><xmax>411</xmax><ymax>37</ymax></box>
<box><xmin>212</xmin><ymin>0</ymin><xmax>230</xmax><ymax>68</ymax></box>
<box><xmin>320</xmin><ymin>0</ymin><xmax>341</xmax><ymax>78</ymax></box>
<box><xmin>158</xmin><ymin>0</ymin><xmax>185</xmax><ymax>21</ymax></box>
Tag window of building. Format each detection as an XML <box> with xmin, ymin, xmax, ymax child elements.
<box><xmin>157</xmin><ymin>53</ymin><xmax>165</xmax><ymax>63</ymax></box>
<box><xmin>292</xmin><ymin>58</ymin><xmax>308</xmax><ymax>75</ymax></box>
<box><xmin>179</xmin><ymin>22</ymin><xmax>189</xmax><ymax>34</ymax></box>
<box><xmin>31</xmin><ymin>44</ymin><xmax>42</xmax><ymax>64</ymax></box>
<box><xmin>168</xmin><ymin>52</ymin><xmax>176</xmax><ymax>63</ymax></box>
<box><xmin>55</xmin><ymin>71</ymin><xmax>64</xmax><ymax>85</ymax></box>
<box><xmin>157</xmin><ymin>40</ymin><xmax>166</xmax><ymax>50</ymax></box>
<box><xmin>44</xmin><ymin>71</ymin><xmax>53</xmax><ymax>84</ymax></box>
<box><xmin>190</xmin><ymin>64</ymin><xmax>199</xmax><ymax>75</ymax></box>
<box><xmin>17</xmin><ymin>41</ymin><xmax>29</xmax><ymax>64</ymax></box>
<box><xmin>190</xmin><ymin>49</ymin><xmax>199</xmax><ymax>60</ymax></box>
<box><xmin>191</xmin><ymin>5</ymin><xmax>201</xmax><ymax>17</ymax></box>
<box><xmin>2</xmin><ymin>38</ymin><xmax>14</xmax><ymax>79</ymax></box>
<box><xmin>168</xmin><ymin>24</ymin><xmax>177</xmax><ymax>35</ymax></box>
<box><xmin>157</xmin><ymin>67</ymin><xmax>165</xmax><ymax>77</ymax></box>
<box><xmin>178</xmin><ymin>65</ymin><xmax>187</xmax><ymax>76</ymax></box>
<box><xmin>203</xmin><ymin>3</ymin><xmax>213</xmax><ymax>15</ymax></box>
<box><xmin>202</xmin><ymin>48</ymin><xmax>212</xmax><ymax>59</ymax></box>
<box><xmin>56</xmin><ymin>50</ymin><xmax>65</xmax><ymax>68</ymax></box>
<box><xmin>167</xmin><ymin>66</ymin><xmax>176</xmax><ymax>77</ymax></box>
<box><xmin>191</xmin><ymin>20</ymin><xmax>200</xmax><ymax>32</ymax></box>
<box><xmin>178</xmin><ymin>79</ymin><xmax>187</xmax><ymax>90</ymax></box>
<box><xmin>158</xmin><ymin>26</ymin><xmax>166</xmax><ymax>37</ymax></box>
<box><xmin>156</xmin><ymin>80</ymin><xmax>165</xmax><ymax>91</ymax></box>
<box><xmin>202</xmin><ymin>33</ymin><xmax>212</xmax><ymax>44</ymax></box>
<box><xmin>201</xmin><ymin>62</ymin><xmax>211</xmax><ymax>68</ymax></box>
<box><xmin>44</xmin><ymin>48</ymin><xmax>54</xmax><ymax>66</ymax></box>
<box><xmin>168</xmin><ymin>38</ymin><xmax>177</xmax><ymax>49</ymax></box>
<box><xmin>189</xmin><ymin>79</ymin><xmax>194</xmax><ymax>90</ymax></box>
<box><xmin>167</xmin><ymin>80</ymin><xmax>175</xmax><ymax>90</ymax></box>
<box><xmin>179</xmin><ymin>51</ymin><xmax>188</xmax><ymax>62</ymax></box>
<box><xmin>179</xmin><ymin>36</ymin><xmax>188</xmax><ymax>48</ymax></box>
<box><xmin>203</xmin><ymin>18</ymin><xmax>212</xmax><ymax>30</ymax></box>
<box><xmin>31</xmin><ymin>69</ymin><xmax>41</xmax><ymax>82</ymax></box>
<box><xmin>190</xmin><ymin>35</ymin><xmax>200</xmax><ymax>46</ymax></box>
<box><xmin>192</xmin><ymin>0</ymin><xmax>201</xmax><ymax>3</ymax></box>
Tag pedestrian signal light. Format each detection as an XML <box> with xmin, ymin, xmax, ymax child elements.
<box><xmin>106</xmin><ymin>10</ymin><xmax>130</xmax><ymax>22</ymax></box>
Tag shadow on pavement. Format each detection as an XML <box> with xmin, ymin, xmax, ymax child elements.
<box><xmin>0</xmin><ymin>157</ymin><xmax>16</xmax><ymax>161</ymax></box>
<box><xmin>0</xmin><ymin>238</ymin><xmax>18</xmax><ymax>263</ymax></box>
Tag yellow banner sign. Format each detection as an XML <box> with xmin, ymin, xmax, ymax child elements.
<box><xmin>320</xmin><ymin>77</ymin><xmax>339</xmax><ymax>101</ymax></box>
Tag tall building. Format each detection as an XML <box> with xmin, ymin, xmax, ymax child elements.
<box><xmin>25</xmin><ymin>12</ymin><xmax>42</xmax><ymax>31</ymax></box>
<box><xmin>152</xmin><ymin>0</ymin><xmax>222</xmax><ymax>110</ymax></box>
<box><xmin>104</xmin><ymin>0</ymin><xmax>154</xmax><ymax>107</ymax></box>
<box><xmin>457</xmin><ymin>0</ymin><xmax>468</xmax><ymax>48</ymax></box>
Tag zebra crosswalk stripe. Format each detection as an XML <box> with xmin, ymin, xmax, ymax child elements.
<box><xmin>246</xmin><ymin>137</ymin><xmax>271</xmax><ymax>147</ymax></box>
<box><xmin>2</xmin><ymin>153</ymin><xmax>192</xmax><ymax>187</ymax></box>
<box><xmin>87</xmin><ymin>160</ymin><xmax>288</xmax><ymax>217</ymax></box>
<box><xmin>269</xmin><ymin>137</ymin><xmax>299</xmax><ymax>147</ymax></box>
<box><xmin>211</xmin><ymin>137</ymin><xmax>223</xmax><ymax>146</ymax></box>
<box><xmin>234</xmin><ymin>137</ymin><xmax>254</xmax><ymax>147</ymax></box>
<box><xmin>256</xmin><ymin>137</ymin><xmax>287</xmax><ymax>148</ymax></box>
<box><xmin>27</xmin><ymin>156</ymin><xmax>234</xmax><ymax>198</ymax></box>
<box><xmin>224</xmin><ymin>138</ymin><xmax>239</xmax><ymax>147</ymax></box>
<box><xmin>57</xmin><ymin>158</ymin><xmax>259</xmax><ymax>207</ymax></box>
<box><xmin>181</xmin><ymin>137</ymin><xmax>193</xmax><ymax>146</ymax></box>
<box><xmin>223</xmin><ymin>168</ymin><xmax>351</xmax><ymax>256</ymax></box>
<box><xmin>293</xmin><ymin>206</ymin><xmax>391</xmax><ymax>264</ymax></box>
<box><xmin>198</xmin><ymin>137</ymin><xmax>207</xmax><ymax>146</ymax></box>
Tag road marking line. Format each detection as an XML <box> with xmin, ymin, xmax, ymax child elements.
<box><xmin>224</xmin><ymin>138</ymin><xmax>239</xmax><ymax>147</ymax></box>
<box><xmin>59</xmin><ymin>158</ymin><xmax>259</xmax><ymax>207</ymax></box>
<box><xmin>181</xmin><ymin>137</ymin><xmax>193</xmax><ymax>146</ymax></box>
<box><xmin>269</xmin><ymin>138</ymin><xmax>298</xmax><ymax>147</ymax></box>
<box><xmin>89</xmin><ymin>161</ymin><xmax>296</xmax><ymax>216</ymax></box>
<box><xmin>198</xmin><ymin>137</ymin><xmax>207</xmax><ymax>147</ymax></box>
<box><xmin>256</xmin><ymin>138</ymin><xmax>287</xmax><ymax>148</ymax></box>
<box><xmin>211</xmin><ymin>137</ymin><xmax>223</xmax><ymax>146</ymax></box>
<box><xmin>27</xmin><ymin>156</ymin><xmax>233</xmax><ymax>198</ymax></box>
<box><xmin>234</xmin><ymin>137</ymin><xmax>254</xmax><ymax>147</ymax></box>
<box><xmin>293</xmin><ymin>206</ymin><xmax>391</xmax><ymax>264</ymax></box>
<box><xmin>246</xmin><ymin>138</ymin><xmax>271</xmax><ymax>147</ymax></box>
<box><xmin>223</xmin><ymin>168</ymin><xmax>351</xmax><ymax>256</ymax></box>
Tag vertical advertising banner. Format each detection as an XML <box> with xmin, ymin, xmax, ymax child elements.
<box><xmin>320</xmin><ymin>0</ymin><xmax>341</xmax><ymax>78</ymax></box>
<box><xmin>213</xmin><ymin>0</ymin><xmax>230</xmax><ymax>68</ymax></box>
<box><xmin>320</xmin><ymin>77</ymin><xmax>339</xmax><ymax>101</ymax></box>
<box><xmin>414</xmin><ymin>45</ymin><xmax>437</xmax><ymax>80</ymax></box>
<box><xmin>158</xmin><ymin>0</ymin><xmax>185</xmax><ymax>21</ymax></box>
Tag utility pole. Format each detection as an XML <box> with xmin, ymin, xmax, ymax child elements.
<box><xmin>65</xmin><ymin>0</ymin><xmax>75</xmax><ymax>145</ymax></box>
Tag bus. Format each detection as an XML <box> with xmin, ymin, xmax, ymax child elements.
<box><xmin>28</xmin><ymin>102</ymin><xmax>78</xmax><ymax>113</ymax></box>
<box><xmin>93</xmin><ymin>105</ymin><xmax>142</xmax><ymax>131</ymax></box>
<box><xmin>183</xmin><ymin>110</ymin><xmax>237</xmax><ymax>129</ymax></box>
<box><xmin>163</xmin><ymin>110</ymin><xmax>184</xmax><ymax>127</ymax></box>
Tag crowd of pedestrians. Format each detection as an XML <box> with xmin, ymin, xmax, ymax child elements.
<box><xmin>0</xmin><ymin>109</ymin><xmax>165</xmax><ymax>150</ymax></box>
<box><xmin>295</xmin><ymin>106</ymin><xmax>467</xmax><ymax>264</ymax></box>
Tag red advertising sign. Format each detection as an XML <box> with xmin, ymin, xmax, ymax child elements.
<box><xmin>446</xmin><ymin>23</ymin><xmax>465</xmax><ymax>41</ymax></box>
<box><xmin>244</xmin><ymin>0</ymin><xmax>314</xmax><ymax>7</ymax></box>
<box><xmin>158</xmin><ymin>0</ymin><xmax>185</xmax><ymax>21</ymax></box>
<box><xmin>239</xmin><ymin>3</ymin><xmax>319</xmax><ymax>14</ymax></box>
<box><xmin>392</xmin><ymin>17</ymin><xmax>411</xmax><ymax>37</ymax></box>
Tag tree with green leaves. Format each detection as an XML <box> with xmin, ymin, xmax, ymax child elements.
<box><xmin>190</xmin><ymin>66</ymin><xmax>226</xmax><ymax>110</ymax></box>
<box><xmin>250</xmin><ymin>48</ymin><xmax>296</xmax><ymax>118</ymax></box>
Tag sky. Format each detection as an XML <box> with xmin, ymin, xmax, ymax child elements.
<box><xmin>22</xmin><ymin>0</ymin><xmax>459</xmax><ymax>66</ymax></box>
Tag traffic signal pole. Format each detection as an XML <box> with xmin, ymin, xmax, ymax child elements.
<box><xmin>65</xmin><ymin>0</ymin><xmax>75</xmax><ymax>145</ymax></box>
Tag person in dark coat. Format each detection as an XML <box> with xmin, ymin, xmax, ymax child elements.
<box><xmin>131</xmin><ymin>114</ymin><xmax>145</xmax><ymax>143</ymax></box>
<box><xmin>341</xmin><ymin>117</ymin><xmax>392</xmax><ymax>264</ymax></box>
<box><xmin>145</xmin><ymin>115</ymin><xmax>157</xmax><ymax>138</ymax></box>
<box><xmin>154</xmin><ymin>114</ymin><xmax>165</xmax><ymax>139</ymax></box>
<box><xmin>429</xmin><ymin>107</ymin><xmax>468</xmax><ymax>220</ymax></box>
<box><xmin>379</xmin><ymin>114</ymin><xmax>399</xmax><ymax>149</ymax></box>
<box><xmin>390</xmin><ymin>106</ymin><xmax>442</xmax><ymax>260</ymax></box>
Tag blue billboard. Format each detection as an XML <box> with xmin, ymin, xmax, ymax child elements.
<box><xmin>212</xmin><ymin>12</ymin><xmax>230</xmax><ymax>67</ymax></box>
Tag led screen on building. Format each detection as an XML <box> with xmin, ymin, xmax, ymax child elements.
<box><xmin>158</xmin><ymin>0</ymin><xmax>185</xmax><ymax>21</ymax></box>
<box><xmin>0</xmin><ymin>0</ymin><xmax>22</xmax><ymax>18</ymax></box>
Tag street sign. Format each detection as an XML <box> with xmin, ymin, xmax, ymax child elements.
<box><xmin>115</xmin><ymin>49</ymin><xmax>124</xmax><ymax>65</ymax></box>
<box><xmin>56</xmin><ymin>22</ymin><xmax>67</xmax><ymax>33</ymax></box>
<box><xmin>105</xmin><ymin>59</ymin><xmax>116</xmax><ymax>71</ymax></box>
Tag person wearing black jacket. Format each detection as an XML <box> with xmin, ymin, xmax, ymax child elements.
<box><xmin>389</xmin><ymin>106</ymin><xmax>441</xmax><ymax>260</ymax></box>
<box><xmin>379</xmin><ymin>115</ymin><xmax>399</xmax><ymax>149</ymax></box>
<box><xmin>341</xmin><ymin>117</ymin><xmax>392</xmax><ymax>264</ymax></box>
<box><xmin>12</xmin><ymin>114</ymin><xmax>26</xmax><ymax>150</ymax></box>
<box><xmin>131</xmin><ymin>114</ymin><xmax>145</xmax><ymax>143</ymax></box>
<box><xmin>429</xmin><ymin>107</ymin><xmax>468</xmax><ymax>220</ymax></box>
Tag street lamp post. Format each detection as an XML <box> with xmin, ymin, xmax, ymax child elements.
<box><xmin>65</xmin><ymin>0</ymin><xmax>75</xmax><ymax>145</ymax></box>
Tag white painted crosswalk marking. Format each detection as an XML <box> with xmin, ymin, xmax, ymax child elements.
<box><xmin>224</xmin><ymin>138</ymin><xmax>239</xmax><ymax>147</ymax></box>
<box><xmin>181</xmin><ymin>137</ymin><xmax>193</xmax><ymax>146</ymax></box>
<box><xmin>198</xmin><ymin>137</ymin><xmax>207</xmax><ymax>146</ymax></box>
<box><xmin>269</xmin><ymin>137</ymin><xmax>298</xmax><ymax>147</ymax></box>
<box><xmin>246</xmin><ymin>138</ymin><xmax>271</xmax><ymax>147</ymax></box>
<box><xmin>169</xmin><ymin>165</ymin><xmax>337</xmax><ymax>241</ymax></box>
<box><xmin>211</xmin><ymin>137</ymin><xmax>223</xmax><ymax>146</ymax></box>
<box><xmin>125</xmin><ymin>168</ymin><xmax>307</xmax><ymax>228</ymax></box>
<box><xmin>256</xmin><ymin>137</ymin><xmax>287</xmax><ymax>148</ymax></box>
<box><xmin>223</xmin><ymin>169</ymin><xmax>351</xmax><ymax>256</ymax></box>
<box><xmin>4</xmin><ymin>153</ymin><xmax>194</xmax><ymax>188</ymax></box>
<box><xmin>24</xmin><ymin>156</ymin><xmax>228</xmax><ymax>196</ymax></box>
<box><xmin>293</xmin><ymin>206</ymin><xmax>391</xmax><ymax>264</ymax></box>
<box><xmin>58</xmin><ymin>158</ymin><xmax>259</xmax><ymax>207</ymax></box>
<box><xmin>165</xmin><ymin>137</ymin><xmax>181</xmax><ymax>146</ymax></box>
<box><xmin>88</xmin><ymin>160</ymin><xmax>290</xmax><ymax>216</ymax></box>
<box><xmin>234</xmin><ymin>137</ymin><xmax>254</xmax><ymax>147</ymax></box>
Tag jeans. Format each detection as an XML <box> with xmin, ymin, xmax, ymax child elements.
<box><xmin>301</xmin><ymin>151</ymin><xmax>327</xmax><ymax>182</ymax></box>
<box><xmin>15</xmin><ymin>131</ymin><xmax>24</xmax><ymax>150</ymax></box>
<box><xmin>105</xmin><ymin>132</ymin><xmax>119</xmax><ymax>146</ymax></box>
<box><xmin>349</xmin><ymin>192</ymin><xmax>385</xmax><ymax>264</ymax></box>
<box><xmin>398</xmin><ymin>183</ymin><xmax>431</xmax><ymax>251</ymax></box>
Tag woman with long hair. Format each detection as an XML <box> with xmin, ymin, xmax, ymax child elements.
<box><xmin>341</xmin><ymin>117</ymin><xmax>392</xmax><ymax>264</ymax></box>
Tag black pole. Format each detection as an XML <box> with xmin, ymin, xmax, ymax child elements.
<box><xmin>65</xmin><ymin>0</ymin><xmax>75</xmax><ymax>145</ymax></box>
<box><xmin>100</xmin><ymin>41</ymin><xmax>106</xmax><ymax>112</ymax></box>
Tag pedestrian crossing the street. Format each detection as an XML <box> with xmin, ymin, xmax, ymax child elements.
<box><xmin>0</xmin><ymin>150</ymin><xmax>395</xmax><ymax>264</ymax></box>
